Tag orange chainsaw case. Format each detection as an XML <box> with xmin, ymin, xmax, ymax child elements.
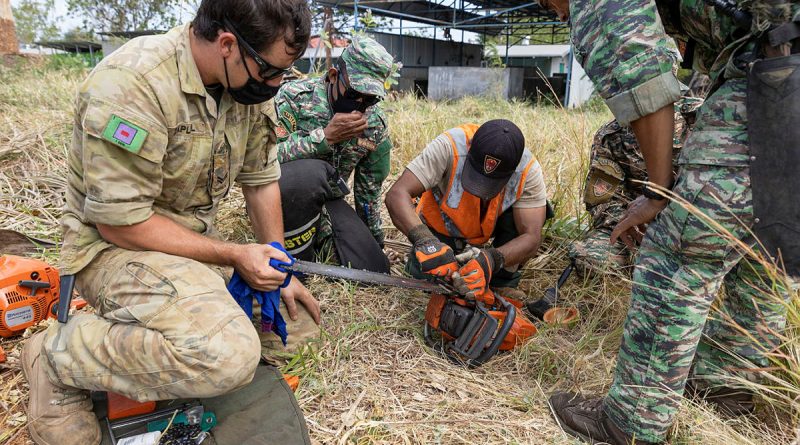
<box><xmin>0</xmin><ymin>255</ymin><xmax>61</xmax><ymax>337</ymax></box>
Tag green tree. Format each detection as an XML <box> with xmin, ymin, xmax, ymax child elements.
<box><xmin>66</xmin><ymin>0</ymin><xmax>180</xmax><ymax>33</ymax></box>
<box><xmin>11</xmin><ymin>0</ymin><xmax>59</xmax><ymax>44</ymax></box>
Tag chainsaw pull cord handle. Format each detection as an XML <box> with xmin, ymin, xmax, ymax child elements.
<box><xmin>56</xmin><ymin>275</ymin><xmax>75</xmax><ymax>323</ymax></box>
<box><xmin>266</xmin><ymin>242</ymin><xmax>296</xmax><ymax>289</ymax></box>
<box><xmin>18</xmin><ymin>280</ymin><xmax>51</xmax><ymax>296</ymax></box>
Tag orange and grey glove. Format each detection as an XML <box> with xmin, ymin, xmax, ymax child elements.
<box><xmin>453</xmin><ymin>248</ymin><xmax>504</xmax><ymax>300</ymax></box>
<box><xmin>408</xmin><ymin>225</ymin><xmax>458</xmax><ymax>278</ymax></box>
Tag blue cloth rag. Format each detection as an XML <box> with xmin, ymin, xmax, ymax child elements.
<box><xmin>227</xmin><ymin>243</ymin><xmax>294</xmax><ymax>346</ymax></box>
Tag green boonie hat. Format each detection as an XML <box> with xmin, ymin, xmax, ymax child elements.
<box><xmin>340</xmin><ymin>35</ymin><xmax>395</xmax><ymax>97</ymax></box>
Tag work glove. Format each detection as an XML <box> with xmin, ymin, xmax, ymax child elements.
<box><xmin>453</xmin><ymin>248</ymin><xmax>504</xmax><ymax>301</ymax></box>
<box><xmin>408</xmin><ymin>224</ymin><xmax>458</xmax><ymax>278</ymax></box>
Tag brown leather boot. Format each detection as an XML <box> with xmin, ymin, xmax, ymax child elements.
<box><xmin>549</xmin><ymin>392</ymin><xmax>658</xmax><ymax>445</ymax></box>
<box><xmin>21</xmin><ymin>331</ymin><xmax>101</xmax><ymax>445</ymax></box>
<box><xmin>684</xmin><ymin>380</ymin><xmax>755</xmax><ymax>416</ymax></box>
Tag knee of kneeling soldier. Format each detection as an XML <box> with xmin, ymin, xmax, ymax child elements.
<box><xmin>202</xmin><ymin>317</ymin><xmax>262</xmax><ymax>395</ymax></box>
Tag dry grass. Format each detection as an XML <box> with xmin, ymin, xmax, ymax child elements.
<box><xmin>0</xmin><ymin>56</ymin><xmax>797</xmax><ymax>444</ymax></box>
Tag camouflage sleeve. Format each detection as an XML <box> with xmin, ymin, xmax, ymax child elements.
<box><xmin>237</xmin><ymin>101</ymin><xmax>281</xmax><ymax>186</ymax></box>
<box><xmin>570</xmin><ymin>0</ymin><xmax>682</xmax><ymax>124</ymax></box>
<box><xmin>76</xmin><ymin>66</ymin><xmax>168</xmax><ymax>226</ymax></box>
<box><xmin>354</xmin><ymin>114</ymin><xmax>391</xmax><ymax>245</ymax></box>
<box><xmin>274</xmin><ymin>92</ymin><xmax>331</xmax><ymax>163</ymax></box>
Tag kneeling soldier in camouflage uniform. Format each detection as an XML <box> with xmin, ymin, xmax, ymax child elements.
<box><xmin>274</xmin><ymin>36</ymin><xmax>397</xmax><ymax>273</ymax></box>
<box><xmin>385</xmin><ymin>120</ymin><xmax>548</xmax><ymax>301</ymax></box>
<box><xmin>21</xmin><ymin>2</ymin><xmax>317</xmax><ymax>444</ymax></box>
<box><xmin>569</xmin><ymin>95</ymin><xmax>703</xmax><ymax>275</ymax></box>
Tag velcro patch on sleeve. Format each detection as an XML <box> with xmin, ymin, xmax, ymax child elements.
<box><xmin>101</xmin><ymin>115</ymin><xmax>149</xmax><ymax>153</ymax></box>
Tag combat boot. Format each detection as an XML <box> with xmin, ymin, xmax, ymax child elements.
<box><xmin>549</xmin><ymin>392</ymin><xmax>658</xmax><ymax>445</ymax></box>
<box><xmin>21</xmin><ymin>331</ymin><xmax>101</xmax><ymax>445</ymax></box>
<box><xmin>684</xmin><ymin>380</ymin><xmax>755</xmax><ymax>417</ymax></box>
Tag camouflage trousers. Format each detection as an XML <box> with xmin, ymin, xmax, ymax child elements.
<box><xmin>604</xmin><ymin>165</ymin><xmax>789</xmax><ymax>442</ymax></box>
<box><xmin>568</xmin><ymin>227</ymin><xmax>632</xmax><ymax>275</ymax></box>
<box><xmin>41</xmin><ymin>247</ymin><xmax>319</xmax><ymax>402</ymax></box>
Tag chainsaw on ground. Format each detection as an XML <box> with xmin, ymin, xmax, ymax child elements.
<box><xmin>0</xmin><ymin>255</ymin><xmax>84</xmax><ymax>338</ymax></box>
<box><xmin>270</xmin><ymin>248</ymin><xmax>537</xmax><ymax>367</ymax></box>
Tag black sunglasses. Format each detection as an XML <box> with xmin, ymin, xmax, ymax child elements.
<box><xmin>337</xmin><ymin>65</ymin><xmax>382</xmax><ymax>110</ymax></box>
<box><xmin>223</xmin><ymin>18</ymin><xmax>293</xmax><ymax>81</ymax></box>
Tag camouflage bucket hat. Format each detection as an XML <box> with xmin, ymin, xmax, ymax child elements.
<box><xmin>340</xmin><ymin>35</ymin><xmax>396</xmax><ymax>97</ymax></box>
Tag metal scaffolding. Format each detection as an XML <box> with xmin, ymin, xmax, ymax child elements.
<box><xmin>316</xmin><ymin>0</ymin><xmax>569</xmax><ymax>45</ymax></box>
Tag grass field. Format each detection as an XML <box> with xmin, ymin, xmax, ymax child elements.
<box><xmin>0</xmin><ymin>56</ymin><xmax>798</xmax><ymax>444</ymax></box>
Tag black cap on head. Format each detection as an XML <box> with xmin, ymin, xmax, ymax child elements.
<box><xmin>462</xmin><ymin>119</ymin><xmax>525</xmax><ymax>200</ymax></box>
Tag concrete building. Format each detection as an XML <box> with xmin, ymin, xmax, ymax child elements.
<box><xmin>498</xmin><ymin>44</ymin><xmax>595</xmax><ymax>108</ymax></box>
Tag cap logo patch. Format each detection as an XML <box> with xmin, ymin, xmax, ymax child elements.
<box><xmin>484</xmin><ymin>155</ymin><xmax>501</xmax><ymax>174</ymax></box>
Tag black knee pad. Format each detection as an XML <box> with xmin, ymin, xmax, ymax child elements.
<box><xmin>279</xmin><ymin>159</ymin><xmax>336</xmax><ymax>260</ymax></box>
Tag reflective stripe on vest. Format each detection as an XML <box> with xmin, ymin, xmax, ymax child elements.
<box><xmin>418</xmin><ymin>124</ymin><xmax>537</xmax><ymax>245</ymax></box>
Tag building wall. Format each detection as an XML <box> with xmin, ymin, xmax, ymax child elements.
<box><xmin>369</xmin><ymin>32</ymin><xmax>483</xmax><ymax>68</ymax></box>
<box><xmin>428</xmin><ymin>67</ymin><xmax>524</xmax><ymax>101</ymax></box>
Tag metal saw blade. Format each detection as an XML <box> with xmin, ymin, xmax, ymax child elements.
<box><xmin>288</xmin><ymin>260</ymin><xmax>455</xmax><ymax>295</ymax></box>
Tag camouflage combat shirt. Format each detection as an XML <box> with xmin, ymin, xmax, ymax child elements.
<box><xmin>583</xmin><ymin>96</ymin><xmax>705</xmax><ymax>230</ymax></box>
<box><xmin>274</xmin><ymin>77</ymin><xmax>391</xmax><ymax>245</ymax></box>
<box><xmin>60</xmin><ymin>23</ymin><xmax>281</xmax><ymax>274</ymax></box>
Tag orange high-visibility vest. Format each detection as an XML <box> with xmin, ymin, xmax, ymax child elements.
<box><xmin>417</xmin><ymin>124</ymin><xmax>537</xmax><ymax>245</ymax></box>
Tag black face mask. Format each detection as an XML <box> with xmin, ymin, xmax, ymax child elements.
<box><xmin>224</xmin><ymin>57</ymin><xmax>280</xmax><ymax>105</ymax></box>
<box><xmin>328</xmin><ymin>71</ymin><xmax>380</xmax><ymax>114</ymax></box>
<box><xmin>329</xmin><ymin>84</ymin><xmax>366</xmax><ymax>113</ymax></box>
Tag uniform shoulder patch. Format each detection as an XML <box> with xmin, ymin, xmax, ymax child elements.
<box><xmin>281</xmin><ymin>111</ymin><xmax>297</xmax><ymax>132</ymax></box>
<box><xmin>275</xmin><ymin>125</ymin><xmax>289</xmax><ymax>139</ymax></box>
<box><xmin>102</xmin><ymin>115</ymin><xmax>148</xmax><ymax>154</ymax></box>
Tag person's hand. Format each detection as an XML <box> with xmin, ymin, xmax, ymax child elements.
<box><xmin>453</xmin><ymin>248</ymin><xmax>500</xmax><ymax>300</ymax></box>
<box><xmin>280</xmin><ymin>276</ymin><xmax>321</xmax><ymax>324</ymax></box>
<box><xmin>323</xmin><ymin>111</ymin><xmax>368</xmax><ymax>144</ymax></box>
<box><xmin>233</xmin><ymin>244</ymin><xmax>290</xmax><ymax>291</ymax></box>
<box><xmin>414</xmin><ymin>238</ymin><xmax>458</xmax><ymax>278</ymax></box>
<box><xmin>610</xmin><ymin>195</ymin><xmax>668</xmax><ymax>248</ymax></box>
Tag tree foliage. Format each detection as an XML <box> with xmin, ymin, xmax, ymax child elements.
<box><xmin>66</xmin><ymin>0</ymin><xmax>181</xmax><ymax>33</ymax></box>
<box><xmin>12</xmin><ymin>0</ymin><xmax>60</xmax><ymax>43</ymax></box>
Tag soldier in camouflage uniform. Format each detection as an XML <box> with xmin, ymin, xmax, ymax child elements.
<box><xmin>568</xmin><ymin>95</ymin><xmax>703</xmax><ymax>274</ymax></box>
<box><xmin>20</xmin><ymin>2</ymin><xmax>315</xmax><ymax>444</ymax></box>
<box><xmin>538</xmin><ymin>0</ymin><xmax>797</xmax><ymax>444</ymax></box>
<box><xmin>274</xmin><ymin>36</ymin><xmax>396</xmax><ymax>272</ymax></box>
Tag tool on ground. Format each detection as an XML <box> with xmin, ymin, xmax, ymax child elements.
<box><xmin>526</xmin><ymin>261</ymin><xmax>579</xmax><ymax>326</ymax></box>
<box><xmin>105</xmin><ymin>402</ymin><xmax>214</xmax><ymax>445</ymax></box>
<box><xmin>0</xmin><ymin>255</ymin><xmax>86</xmax><ymax>337</ymax></box>
<box><xmin>424</xmin><ymin>290</ymin><xmax>537</xmax><ymax>367</ymax></box>
<box><xmin>271</xmin><ymin>251</ymin><xmax>536</xmax><ymax>366</ymax></box>
<box><xmin>0</xmin><ymin>345</ymin><xmax>6</xmax><ymax>363</ymax></box>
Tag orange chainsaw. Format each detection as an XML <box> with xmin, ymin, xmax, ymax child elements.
<box><xmin>273</xmin><ymin>258</ymin><xmax>537</xmax><ymax>366</ymax></box>
<box><xmin>0</xmin><ymin>255</ymin><xmax>81</xmax><ymax>338</ymax></box>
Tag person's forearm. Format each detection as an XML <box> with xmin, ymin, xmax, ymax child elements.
<box><xmin>629</xmin><ymin>104</ymin><xmax>675</xmax><ymax>188</ymax></box>
<box><xmin>496</xmin><ymin>234</ymin><xmax>541</xmax><ymax>268</ymax></box>
<box><xmin>385</xmin><ymin>187</ymin><xmax>424</xmax><ymax>236</ymax></box>
<box><xmin>243</xmin><ymin>182</ymin><xmax>284</xmax><ymax>244</ymax></box>
<box><xmin>96</xmin><ymin>214</ymin><xmax>240</xmax><ymax>266</ymax></box>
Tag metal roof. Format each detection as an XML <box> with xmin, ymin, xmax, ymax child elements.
<box><xmin>317</xmin><ymin>0</ymin><xmax>567</xmax><ymax>42</ymax></box>
<box><xmin>34</xmin><ymin>40</ymin><xmax>102</xmax><ymax>54</ymax></box>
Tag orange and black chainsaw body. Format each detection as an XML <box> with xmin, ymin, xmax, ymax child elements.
<box><xmin>0</xmin><ymin>255</ymin><xmax>61</xmax><ymax>337</ymax></box>
<box><xmin>424</xmin><ymin>291</ymin><xmax>536</xmax><ymax>367</ymax></box>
